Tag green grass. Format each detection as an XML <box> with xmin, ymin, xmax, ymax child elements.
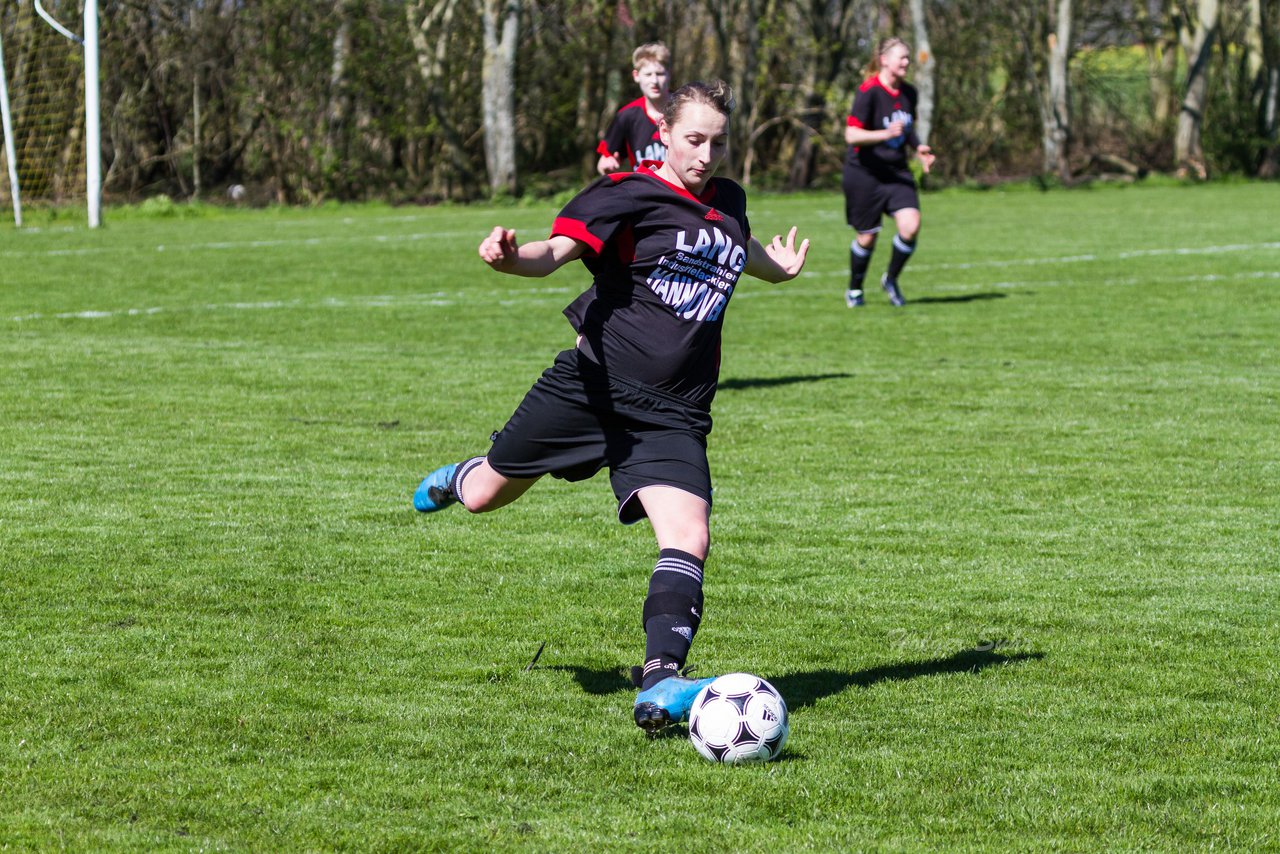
<box><xmin>1</xmin><ymin>183</ymin><xmax>1277</xmax><ymax>850</ymax></box>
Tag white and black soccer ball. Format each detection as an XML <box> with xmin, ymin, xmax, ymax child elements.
<box><xmin>688</xmin><ymin>673</ymin><xmax>789</xmax><ymax>764</ymax></box>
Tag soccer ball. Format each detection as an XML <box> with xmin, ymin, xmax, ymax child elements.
<box><xmin>688</xmin><ymin>673</ymin><xmax>789</xmax><ymax>764</ymax></box>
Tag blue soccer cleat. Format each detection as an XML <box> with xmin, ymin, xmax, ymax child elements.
<box><xmin>845</xmin><ymin>288</ymin><xmax>865</xmax><ymax>308</ymax></box>
<box><xmin>413</xmin><ymin>463</ymin><xmax>458</xmax><ymax>512</ymax></box>
<box><xmin>881</xmin><ymin>273</ymin><xmax>906</xmax><ymax>307</ymax></box>
<box><xmin>633</xmin><ymin>675</ymin><xmax>716</xmax><ymax>733</ymax></box>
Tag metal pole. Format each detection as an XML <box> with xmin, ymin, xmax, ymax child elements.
<box><xmin>0</xmin><ymin>27</ymin><xmax>22</xmax><ymax>227</ymax></box>
<box><xmin>85</xmin><ymin>0</ymin><xmax>101</xmax><ymax>228</ymax></box>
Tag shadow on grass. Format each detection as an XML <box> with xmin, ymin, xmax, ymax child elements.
<box><xmin>771</xmin><ymin>648</ymin><xmax>1046</xmax><ymax>710</ymax></box>
<box><xmin>912</xmin><ymin>292</ymin><xmax>1007</xmax><ymax>304</ymax></box>
<box><xmin>718</xmin><ymin>372</ymin><xmax>852</xmax><ymax>392</ymax></box>
<box><xmin>541</xmin><ymin>647</ymin><xmax>1043</xmax><ymax>708</ymax></box>
<box><xmin>541</xmin><ymin>665</ymin><xmax>635</xmax><ymax>695</ymax></box>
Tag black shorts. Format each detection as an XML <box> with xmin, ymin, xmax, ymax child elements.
<box><xmin>487</xmin><ymin>348</ymin><xmax>713</xmax><ymax>524</ymax></box>
<box><xmin>842</xmin><ymin>163</ymin><xmax>919</xmax><ymax>233</ymax></box>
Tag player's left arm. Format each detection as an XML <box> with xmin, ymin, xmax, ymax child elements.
<box><xmin>744</xmin><ymin>227</ymin><xmax>810</xmax><ymax>283</ymax></box>
<box><xmin>906</xmin><ymin>100</ymin><xmax>936</xmax><ymax>173</ymax></box>
<box><xmin>914</xmin><ymin>143</ymin><xmax>936</xmax><ymax>174</ymax></box>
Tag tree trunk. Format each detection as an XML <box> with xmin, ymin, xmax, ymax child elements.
<box><xmin>480</xmin><ymin>0</ymin><xmax>519</xmax><ymax>196</ymax></box>
<box><xmin>407</xmin><ymin>0</ymin><xmax>477</xmax><ymax>194</ymax></box>
<box><xmin>908</xmin><ymin>0</ymin><xmax>935</xmax><ymax>146</ymax></box>
<box><xmin>326</xmin><ymin>5</ymin><xmax>350</xmax><ymax>159</ymax></box>
<box><xmin>1043</xmin><ymin>0</ymin><xmax>1073</xmax><ymax>180</ymax></box>
<box><xmin>1174</xmin><ymin>0</ymin><xmax>1220</xmax><ymax>177</ymax></box>
<box><xmin>1247</xmin><ymin>0</ymin><xmax>1280</xmax><ymax>174</ymax></box>
<box><xmin>1263</xmin><ymin>67</ymin><xmax>1280</xmax><ymax>175</ymax></box>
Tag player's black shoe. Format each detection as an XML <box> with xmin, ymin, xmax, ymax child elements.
<box><xmin>845</xmin><ymin>288</ymin><xmax>865</xmax><ymax>308</ymax></box>
<box><xmin>413</xmin><ymin>463</ymin><xmax>458</xmax><ymax>512</ymax></box>
<box><xmin>881</xmin><ymin>274</ymin><xmax>906</xmax><ymax>307</ymax></box>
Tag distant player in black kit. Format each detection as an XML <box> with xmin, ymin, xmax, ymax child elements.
<box><xmin>843</xmin><ymin>37</ymin><xmax>936</xmax><ymax>307</ymax></box>
<box><xmin>413</xmin><ymin>80</ymin><xmax>809</xmax><ymax>734</ymax></box>
<box><xmin>596</xmin><ymin>43</ymin><xmax>671</xmax><ymax>174</ymax></box>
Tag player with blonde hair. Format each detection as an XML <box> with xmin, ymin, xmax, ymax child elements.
<box><xmin>596</xmin><ymin>43</ymin><xmax>672</xmax><ymax>174</ymax></box>
<box><xmin>842</xmin><ymin>37</ymin><xmax>937</xmax><ymax>307</ymax></box>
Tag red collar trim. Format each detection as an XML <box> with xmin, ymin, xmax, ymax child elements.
<box><xmin>866</xmin><ymin>75</ymin><xmax>901</xmax><ymax>97</ymax></box>
<box><xmin>622</xmin><ymin>96</ymin><xmax>662</xmax><ymax>126</ymax></box>
<box><xmin>636</xmin><ymin>163</ymin><xmax>718</xmax><ymax>205</ymax></box>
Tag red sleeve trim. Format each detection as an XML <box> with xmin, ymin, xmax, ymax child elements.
<box><xmin>847</xmin><ymin>116</ymin><xmax>864</xmax><ymax>128</ymax></box>
<box><xmin>550</xmin><ymin>217</ymin><xmax>603</xmax><ymax>255</ymax></box>
<box><xmin>596</xmin><ymin>139</ymin><xmax>613</xmax><ymax>157</ymax></box>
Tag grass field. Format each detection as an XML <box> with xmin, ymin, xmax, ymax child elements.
<box><xmin>1</xmin><ymin>182</ymin><xmax>1277</xmax><ymax>850</ymax></box>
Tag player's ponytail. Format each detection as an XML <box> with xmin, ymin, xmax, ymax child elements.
<box><xmin>663</xmin><ymin>80</ymin><xmax>736</xmax><ymax>127</ymax></box>
<box><xmin>864</xmin><ymin>37</ymin><xmax>910</xmax><ymax>77</ymax></box>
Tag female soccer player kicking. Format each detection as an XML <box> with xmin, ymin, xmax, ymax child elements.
<box><xmin>413</xmin><ymin>80</ymin><xmax>809</xmax><ymax>734</ymax></box>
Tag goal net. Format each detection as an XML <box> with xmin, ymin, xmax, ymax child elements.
<box><xmin>0</xmin><ymin>0</ymin><xmax>88</xmax><ymax>222</ymax></box>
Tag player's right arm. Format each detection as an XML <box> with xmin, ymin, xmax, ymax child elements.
<box><xmin>844</xmin><ymin>122</ymin><xmax>903</xmax><ymax>146</ymax></box>
<box><xmin>478</xmin><ymin>228</ymin><xmax>585</xmax><ymax>277</ymax></box>
<box><xmin>844</xmin><ymin>84</ymin><xmax>903</xmax><ymax>147</ymax></box>
<box><xmin>596</xmin><ymin>112</ymin><xmax>628</xmax><ymax>175</ymax></box>
<box><xmin>596</xmin><ymin>153</ymin><xmax>622</xmax><ymax>175</ymax></box>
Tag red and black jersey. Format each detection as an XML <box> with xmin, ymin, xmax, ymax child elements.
<box><xmin>596</xmin><ymin>98</ymin><xmax>667</xmax><ymax>170</ymax></box>
<box><xmin>551</xmin><ymin>166</ymin><xmax>752</xmax><ymax>409</ymax></box>
<box><xmin>846</xmin><ymin>76</ymin><xmax>921</xmax><ymax>172</ymax></box>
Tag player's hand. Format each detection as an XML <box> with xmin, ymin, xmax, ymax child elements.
<box><xmin>884</xmin><ymin>121</ymin><xmax>905</xmax><ymax>140</ymax></box>
<box><xmin>479</xmin><ymin>226</ymin><xmax>519</xmax><ymax>271</ymax></box>
<box><xmin>764</xmin><ymin>227</ymin><xmax>810</xmax><ymax>279</ymax></box>
<box><xmin>917</xmin><ymin>145</ymin><xmax>936</xmax><ymax>174</ymax></box>
<box><xmin>597</xmin><ymin>154</ymin><xmax>621</xmax><ymax>175</ymax></box>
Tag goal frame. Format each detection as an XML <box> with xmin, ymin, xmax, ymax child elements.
<box><xmin>0</xmin><ymin>0</ymin><xmax>100</xmax><ymax>228</ymax></box>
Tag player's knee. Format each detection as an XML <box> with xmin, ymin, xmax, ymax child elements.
<box><xmin>670</xmin><ymin>524</ymin><xmax>710</xmax><ymax>560</ymax></box>
<box><xmin>897</xmin><ymin>213</ymin><xmax>921</xmax><ymax>240</ymax></box>
<box><xmin>455</xmin><ymin>463</ymin><xmax>505</xmax><ymax>513</ymax></box>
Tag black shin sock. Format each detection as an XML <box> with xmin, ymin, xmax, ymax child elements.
<box><xmin>849</xmin><ymin>239</ymin><xmax>874</xmax><ymax>292</ymax></box>
<box><xmin>640</xmin><ymin>548</ymin><xmax>705</xmax><ymax>690</ymax></box>
<box><xmin>886</xmin><ymin>234</ymin><xmax>916</xmax><ymax>281</ymax></box>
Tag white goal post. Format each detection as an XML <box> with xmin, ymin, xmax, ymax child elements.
<box><xmin>0</xmin><ymin>0</ymin><xmax>100</xmax><ymax>228</ymax></box>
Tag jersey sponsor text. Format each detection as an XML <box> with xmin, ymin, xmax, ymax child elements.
<box><xmin>645</xmin><ymin>227</ymin><xmax>746</xmax><ymax>322</ymax></box>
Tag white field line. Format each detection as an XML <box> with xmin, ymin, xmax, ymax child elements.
<box><xmin>7</xmin><ymin>287</ymin><xmax>574</xmax><ymax>322</ymax></box>
<box><xmin>7</xmin><ymin>270</ymin><xmax>1276</xmax><ymax>324</ymax></box>
<box><xmin>1</xmin><ymin>230</ymin><xmax>482</xmax><ymax>259</ymax></box>
<box><xmin>7</xmin><ymin>210</ymin><xmax>487</xmax><ymax>236</ymax></box>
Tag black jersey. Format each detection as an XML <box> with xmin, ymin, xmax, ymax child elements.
<box><xmin>552</xmin><ymin>166</ymin><xmax>751</xmax><ymax>409</ymax></box>
<box><xmin>597</xmin><ymin>98</ymin><xmax>667</xmax><ymax>169</ymax></box>
<box><xmin>845</xmin><ymin>76</ymin><xmax>921</xmax><ymax>172</ymax></box>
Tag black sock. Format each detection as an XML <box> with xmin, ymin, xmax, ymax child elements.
<box><xmin>886</xmin><ymin>234</ymin><xmax>916</xmax><ymax>281</ymax></box>
<box><xmin>640</xmin><ymin>549</ymin><xmax>705</xmax><ymax>690</ymax></box>
<box><xmin>849</xmin><ymin>239</ymin><xmax>874</xmax><ymax>292</ymax></box>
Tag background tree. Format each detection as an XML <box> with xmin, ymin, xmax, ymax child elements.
<box><xmin>1044</xmin><ymin>0</ymin><xmax>1074</xmax><ymax>181</ymax></box>
<box><xmin>1173</xmin><ymin>0</ymin><xmax>1220</xmax><ymax>177</ymax></box>
<box><xmin>908</xmin><ymin>0</ymin><xmax>936</xmax><ymax>147</ymax></box>
<box><xmin>480</xmin><ymin>0</ymin><xmax>519</xmax><ymax>196</ymax></box>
